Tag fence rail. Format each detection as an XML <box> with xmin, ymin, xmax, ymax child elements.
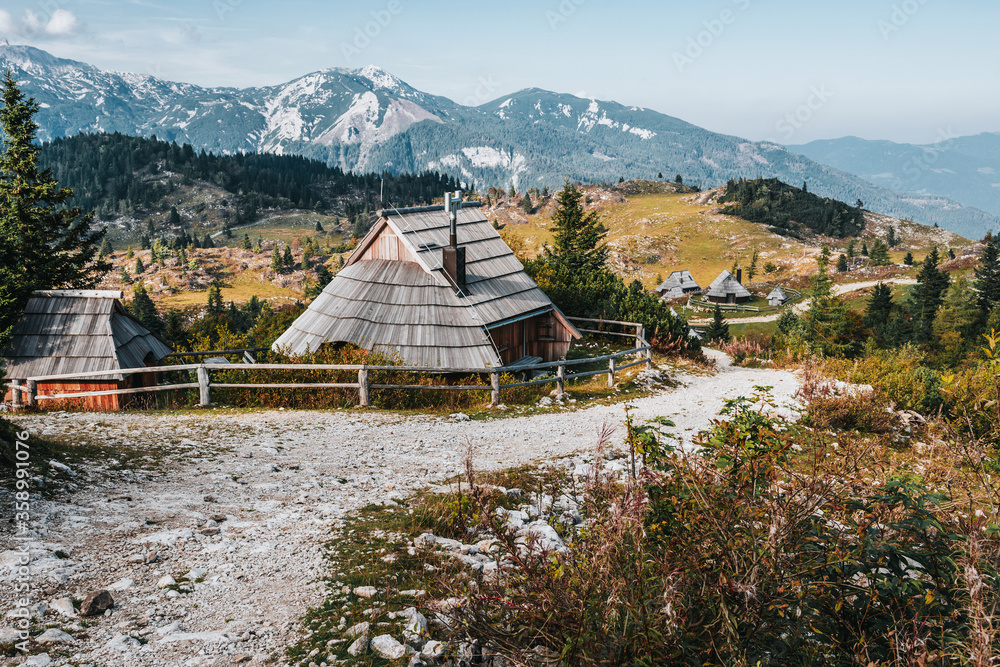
<box><xmin>6</xmin><ymin>318</ymin><xmax>654</xmax><ymax>411</ymax></box>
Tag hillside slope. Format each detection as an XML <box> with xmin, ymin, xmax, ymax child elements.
<box><xmin>2</xmin><ymin>43</ymin><xmax>996</xmax><ymax>238</ymax></box>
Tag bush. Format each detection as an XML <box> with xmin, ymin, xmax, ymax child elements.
<box><xmin>823</xmin><ymin>346</ymin><xmax>944</xmax><ymax>414</ymax></box>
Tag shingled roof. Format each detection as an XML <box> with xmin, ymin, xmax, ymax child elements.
<box><xmin>657</xmin><ymin>270</ymin><xmax>700</xmax><ymax>299</ymax></box>
<box><xmin>706</xmin><ymin>270</ymin><xmax>752</xmax><ymax>301</ymax></box>
<box><xmin>3</xmin><ymin>290</ymin><xmax>173</xmax><ymax>381</ymax></box>
<box><xmin>272</xmin><ymin>203</ymin><xmax>580</xmax><ymax>368</ymax></box>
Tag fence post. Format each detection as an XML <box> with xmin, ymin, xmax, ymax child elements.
<box><xmin>646</xmin><ymin>345</ymin><xmax>654</xmax><ymax>370</ymax></box>
<box><xmin>556</xmin><ymin>365</ymin><xmax>565</xmax><ymax>395</ymax></box>
<box><xmin>197</xmin><ymin>366</ymin><xmax>211</xmax><ymax>406</ymax></box>
<box><xmin>358</xmin><ymin>368</ymin><xmax>370</xmax><ymax>408</ymax></box>
<box><xmin>26</xmin><ymin>380</ymin><xmax>37</xmax><ymax>408</ymax></box>
<box><xmin>490</xmin><ymin>370</ymin><xmax>500</xmax><ymax>407</ymax></box>
<box><xmin>10</xmin><ymin>381</ymin><xmax>22</xmax><ymax>410</ymax></box>
<box><xmin>608</xmin><ymin>356</ymin><xmax>616</xmax><ymax>388</ymax></box>
<box><xmin>635</xmin><ymin>325</ymin><xmax>644</xmax><ymax>360</ymax></box>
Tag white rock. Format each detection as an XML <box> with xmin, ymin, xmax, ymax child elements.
<box><xmin>371</xmin><ymin>634</ymin><xmax>407</xmax><ymax>660</ymax></box>
<box><xmin>157</xmin><ymin>575</ymin><xmax>177</xmax><ymax>589</ymax></box>
<box><xmin>107</xmin><ymin>634</ymin><xmax>141</xmax><ymax>651</ymax></box>
<box><xmin>347</xmin><ymin>635</ymin><xmax>368</xmax><ymax>656</ymax></box>
<box><xmin>156</xmin><ymin>620</ymin><xmax>183</xmax><ymax>636</ymax></box>
<box><xmin>449</xmin><ymin>413</ymin><xmax>471</xmax><ymax>422</ymax></box>
<box><xmin>519</xmin><ymin>520</ymin><xmax>566</xmax><ymax>553</ymax></box>
<box><xmin>107</xmin><ymin>577</ymin><xmax>134</xmax><ymax>592</ymax></box>
<box><xmin>0</xmin><ymin>627</ymin><xmax>25</xmax><ymax>644</ymax></box>
<box><xmin>157</xmin><ymin>631</ymin><xmax>231</xmax><ymax>644</ymax></box>
<box><xmin>48</xmin><ymin>460</ymin><xmax>77</xmax><ymax>477</ymax></box>
<box><xmin>345</xmin><ymin>621</ymin><xmax>370</xmax><ymax>639</ymax></box>
<box><xmin>421</xmin><ymin>640</ymin><xmax>446</xmax><ymax>658</ymax></box>
<box><xmin>49</xmin><ymin>598</ymin><xmax>76</xmax><ymax>618</ymax></box>
<box><xmin>184</xmin><ymin>568</ymin><xmax>207</xmax><ymax>581</ymax></box>
<box><xmin>353</xmin><ymin>586</ymin><xmax>378</xmax><ymax>598</ymax></box>
<box><xmin>24</xmin><ymin>655</ymin><xmax>52</xmax><ymax>667</ymax></box>
<box><xmin>35</xmin><ymin>628</ymin><xmax>76</xmax><ymax>644</ymax></box>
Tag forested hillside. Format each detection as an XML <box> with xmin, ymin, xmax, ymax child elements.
<box><xmin>720</xmin><ymin>178</ymin><xmax>866</xmax><ymax>239</ymax></box>
<box><xmin>38</xmin><ymin>133</ymin><xmax>460</xmax><ymax>245</ymax></box>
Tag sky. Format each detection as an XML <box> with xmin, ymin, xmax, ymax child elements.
<box><xmin>0</xmin><ymin>0</ymin><xmax>997</xmax><ymax>145</ymax></box>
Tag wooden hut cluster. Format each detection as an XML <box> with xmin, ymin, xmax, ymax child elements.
<box><xmin>2</xmin><ymin>290</ymin><xmax>172</xmax><ymax>410</ymax></box>
<box><xmin>273</xmin><ymin>192</ymin><xmax>581</xmax><ymax>368</ymax></box>
<box><xmin>656</xmin><ymin>271</ymin><xmax>701</xmax><ymax>300</ymax></box>
<box><xmin>705</xmin><ymin>269</ymin><xmax>753</xmax><ymax>304</ymax></box>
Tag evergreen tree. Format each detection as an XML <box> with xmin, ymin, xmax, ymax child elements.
<box><xmin>548</xmin><ymin>182</ymin><xmax>608</xmax><ymax>273</ymax></box>
<box><xmin>948</xmin><ymin>247</ymin><xmax>956</xmax><ymax>260</ymax></box>
<box><xmin>747</xmin><ymin>249</ymin><xmax>760</xmax><ymax>282</ymax></box>
<box><xmin>904</xmin><ymin>252</ymin><xmax>914</xmax><ymax>266</ymax></box>
<box><xmin>135</xmin><ymin>256</ymin><xmax>145</xmax><ymax>274</ymax></box>
<box><xmin>99</xmin><ymin>237</ymin><xmax>113</xmax><ymax>259</ymax></box>
<box><xmin>522</xmin><ymin>193</ymin><xmax>533</xmax><ymax>215</ymax></box>
<box><xmin>0</xmin><ymin>71</ymin><xmax>109</xmax><ymax>342</ymax></box>
<box><xmin>206</xmin><ymin>282</ymin><xmax>224</xmax><ymax>317</ymax></box>
<box><xmin>242</xmin><ymin>233</ymin><xmax>252</xmax><ymax>250</ymax></box>
<box><xmin>975</xmin><ymin>234</ymin><xmax>1000</xmax><ymax>312</ymax></box>
<box><xmin>301</xmin><ymin>247</ymin><xmax>312</xmax><ymax>271</ymax></box>
<box><xmin>168</xmin><ymin>206</ymin><xmax>181</xmax><ymax>227</ymax></box>
<box><xmin>675</xmin><ymin>174</ymin><xmax>683</xmax><ymax>185</ymax></box>
<box><xmin>127</xmin><ymin>283</ymin><xmax>163</xmax><ymax>335</ymax></box>
<box><xmin>704</xmin><ymin>304</ymin><xmax>730</xmax><ymax>343</ymax></box>
<box><xmin>806</xmin><ymin>255</ymin><xmax>853</xmax><ymax>356</ymax></box>
<box><xmin>846</xmin><ymin>239</ymin><xmax>856</xmax><ymax>259</ymax></box>
<box><xmin>119</xmin><ymin>266</ymin><xmax>131</xmax><ymax>284</ymax></box>
<box><xmin>202</xmin><ymin>234</ymin><xmax>214</xmax><ymax>248</ymax></box>
<box><xmin>508</xmin><ymin>185</ymin><xmax>515</xmax><ymax>198</ymax></box>
<box><xmin>912</xmin><ymin>248</ymin><xmax>950</xmax><ymax>343</ymax></box>
<box><xmin>776</xmin><ymin>307</ymin><xmax>799</xmax><ymax>335</ymax></box>
<box><xmin>887</xmin><ymin>226</ymin><xmax>897</xmax><ymax>248</ymax></box>
<box><xmin>315</xmin><ymin>220</ymin><xmax>324</xmax><ymax>232</ymax></box>
<box><xmin>658</xmin><ymin>172</ymin><xmax>663</xmax><ymax>180</ymax></box>
<box><xmin>163</xmin><ymin>309</ymin><xmax>188</xmax><ymax>349</ymax></box>
<box><xmin>862</xmin><ymin>242</ymin><xmax>869</xmax><ymax>257</ymax></box>
<box><xmin>801</xmin><ymin>181</ymin><xmax>807</xmax><ymax>193</ymax></box>
<box><xmin>868</xmin><ymin>240</ymin><xmax>891</xmax><ymax>266</ymax></box>
<box><xmin>283</xmin><ymin>244</ymin><xmax>294</xmax><ymax>268</ymax></box>
<box><xmin>863</xmin><ymin>283</ymin><xmax>894</xmax><ymax>345</ymax></box>
<box><xmin>932</xmin><ymin>276</ymin><xmax>980</xmax><ymax>366</ymax></box>
<box><xmin>271</xmin><ymin>246</ymin><xmax>283</xmax><ymax>272</ymax></box>
<box><xmin>836</xmin><ymin>254</ymin><xmax>849</xmax><ymax>273</ymax></box>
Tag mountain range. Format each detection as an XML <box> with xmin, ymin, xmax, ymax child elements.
<box><xmin>790</xmin><ymin>134</ymin><xmax>1000</xmax><ymax>221</ymax></box>
<box><xmin>1</xmin><ymin>42</ymin><xmax>996</xmax><ymax>240</ymax></box>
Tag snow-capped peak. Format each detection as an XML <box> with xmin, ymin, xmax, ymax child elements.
<box><xmin>357</xmin><ymin>65</ymin><xmax>403</xmax><ymax>92</ymax></box>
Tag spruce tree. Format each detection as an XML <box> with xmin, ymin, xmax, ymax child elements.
<box><xmin>836</xmin><ymin>254</ymin><xmax>849</xmax><ymax>273</ymax></box>
<box><xmin>975</xmin><ymin>234</ymin><xmax>1000</xmax><ymax>312</ymax></box>
<box><xmin>904</xmin><ymin>252</ymin><xmax>914</xmax><ymax>266</ymax></box>
<box><xmin>135</xmin><ymin>257</ymin><xmax>145</xmax><ymax>274</ymax></box>
<box><xmin>206</xmin><ymin>282</ymin><xmax>224</xmax><ymax>317</ymax></box>
<box><xmin>99</xmin><ymin>237</ymin><xmax>113</xmax><ymax>259</ymax></box>
<box><xmin>242</xmin><ymin>233</ymin><xmax>252</xmax><ymax>250</ymax></box>
<box><xmin>704</xmin><ymin>304</ymin><xmax>730</xmax><ymax>343</ymax></box>
<box><xmin>127</xmin><ymin>283</ymin><xmax>163</xmax><ymax>335</ymax></box>
<box><xmin>0</xmin><ymin>71</ymin><xmax>109</xmax><ymax>342</ymax></box>
<box><xmin>887</xmin><ymin>226</ymin><xmax>897</xmax><ymax>248</ymax></box>
<box><xmin>862</xmin><ymin>242</ymin><xmax>869</xmax><ymax>257</ymax></box>
<box><xmin>549</xmin><ymin>182</ymin><xmax>608</xmax><ymax>273</ymax></box>
<box><xmin>912</xmin><ymin>248</ymin><xmax>950</xmax><ymax>343</ymax></box>
<box><xmin>522</xmin><ymin>193</ymin><xmax>533</xmax><ymax>215</ymax></box>
<box><xmin>283</xmin><ymin>245</ymin><xmax>294</xmax><ymax>268</ymax></box>
<box><xmin>868</xmin><ymin>240</ymin><xmax>891</xmax><ymax>266</ymax></box>
<box><xmin>315</xmin><ymin>220</ymin><xmax>324</xmax><ymax>232</ymax></box>
<box><xmin>271</xmin><ymin>246</ymin><xmax>283</xmax><ymax>272</ymax></box>
<box><xmin>807</xmin><ymin>254</ymin><xmax>852</xmax><ymax>355</ymax></box>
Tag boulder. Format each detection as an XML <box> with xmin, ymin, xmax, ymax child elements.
<box><xmin>347</xmin><ymin>635</ymin><xmax>368</xmax><ymax>656</ymax></box>
<box><xmin>49</xmin><ymin>598</ymin><xmax>76</xmax><ymax>618</ymax></box>
<box><xmin>345</xmin><ymin>621</ymin><xmax>370</xmax><ymax>640</ymax></box>
<box><xmin>157</xmin><ymin>575</ymin><xmax>176</xmax><ymax>589</ymax></box>
<box><xmin>106</xmin><ymin>634</ymin><xmax>141</xmax><ymax>651</ymax></box>
<box><xmin>371</xmin><ymin>634</ymin><xmax>407</xmax><ymax>660</ymax></box>
<box><xmin>352</xmin><ymin>586</ymin><xmax>377</xmax><ymax>598</ymax></box>
<box><xmin>35</xmin><ymin>628</ymin><xmax>76</xmax><ymax>644</ymax></box>
<box><xmin>80</xmin><ymin>590</ymin><xmax>114</xmax><ymax>616</ymax></box>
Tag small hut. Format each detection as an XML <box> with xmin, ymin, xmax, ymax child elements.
<box><xmin>767</xmin><ymin>286</ymin><xmax>789</xmax><ymax>307</ymax></box>
<box><xmin>274</xmin><ymin>192</ymin><xmax>581</xmax><ymax>368</ymax></box>
<box><xmin>3</xmin><ymin>290</ymin><xmax>173</xmax><ymax>410</ymax></box>
<box><xmin>657</xmin><ymin>271</ymin><xmax>701</xmax><ymax>300</ymax></box>
<box><xmin>706</xmin><ymin>269</ymin><xmax>752</xmax><ymax>304</ymax></box>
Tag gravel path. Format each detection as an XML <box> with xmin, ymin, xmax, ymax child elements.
<box><xmin>0</xmin><ymin>350</ymin><xmax>801</xmax><ymax>666</ymax></box>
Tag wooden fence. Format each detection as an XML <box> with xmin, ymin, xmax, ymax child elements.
<box><xmin>6</xmin><ymin>318</ymin><xmax>653</xmax><ymax>411</ymax></box>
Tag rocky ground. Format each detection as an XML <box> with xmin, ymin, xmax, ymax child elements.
<box><xmin>0</xmin><ymin>351</ymin><xmax>802</xmax><ymax>666</ymax></box>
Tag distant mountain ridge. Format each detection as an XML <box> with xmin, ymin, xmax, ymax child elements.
<box><xmin>1</xmin><ymin>42</ymin><xmax>996</xmax><ymax>239</ymax></box>
<box><xmin>789</xmin><ymin>134</ymin><xmax>1000</xmax><ymax>222</ymax></box>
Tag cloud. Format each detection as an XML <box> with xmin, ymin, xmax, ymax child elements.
<box><xmin>0</xmin><ymin>10</ymin><xmax>16</xmax><ymax>35</ymax></box>
<box><xmin>45</xmin><ymin>9</ymin><xmax>80</xmax><ymax>36</ymax></box>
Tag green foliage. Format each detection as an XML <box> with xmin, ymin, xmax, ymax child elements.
<box><xmin>547</xmin><ymin>182</ymin><xmax>608</xmax><ymax>274</ymax></box>
<box><xmin>126</xmin><ymin>283</ymin><xmax>164</xmax><ymax>336</ymax></box>
<box><xmin>836</xmin><ymin>253</ymin><xmax>848</xmax><ymax>272</ymax></box>
<box><xmin>704</xmin><ymin>304</ymin><xmax>730</xmax><ymax>343</ymax></box>
<box><xmin>522</xmin><ymin>192</ymin><xmax>533</xmax><ymax>214</ymax></box>
<box><xmin>869</xmin><ymin>239</ymin><xmax>891</xmax><ymax>266</ymax></box>
<box><xmin>904</xmin><ymin>251</ymin><xmax>914</xmax><ymax>265</ymax></box>
<box><xmin>887</xmin><ymin>225</ymin><xmax>897</xmax><ymax>247</ymax></box>
<box><xmin>270</xmin><ymin>245</ymin><xmax>282</xmax><ymax>272</ymax></box>
<box><xmin>0</xmin><ymin>71</ymin><xmax>110</xmax><ymax>344</ymax></box>
<box><xmin>975</xmin><ymin>233</ymin><xmax>1000</xmax><ymax>312</ymax></box>
<box><xmin>282</xmin><ymin>244</ymin><xmax>294</xmax><ymax>268</ymax></box>
<box><xmin>912</xmin><ymin>248</ymin><xmax>951</xmax><ymax>343</ymax></box>
<box><xmin>719</xmin><ymin>177</ymin><xmax>865</xmax><ymax>238</ymax></box>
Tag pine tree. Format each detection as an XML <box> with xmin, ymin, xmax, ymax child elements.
<box><xmin>932</xmin><ymin>276</ymin><xmax>980</xmax><ymax>366</ymax></box>
<box><xmin>283</xmin><ymin>245</ymin><xmax>294</xmax><ymax>268</ymax></box>
<box><xmin>837</xmin><ymin>254</ymin><xmax>849</xmax><ymax>273</ymax></box>
<box><xmin>657</xmin><ymin>172</ymin><xmax>663</xmax><ymax>180</ymax></box>
<box><xmin>887</xmin><ymin>226</ymin><xmax>897</xmax><ymax>248</ymax></box>
<box><xmin>315</xmin><ymin>220</ymin><xmax>324</xmax><ymax>232</ymax></box>
<box><xmin>912</xmin><ymin>248</ymin><xmax>950</xmax><ymax>343</ymax></box>
<box><xmin>904</xmin><ymin>252</ymin><xmax>914</xmax><ymax>266</ymax></box>
<box><xmin>301</xmin><ymin>247</ymin><xmax>311</xmax><ymax>271</ymax></box>
<box><xmin>846</xmin><ymin>239</ymin><xmax>856</xmax><ymax>259</ymax></box>
<box><xmin>242</xmin><ymin>234</ymin><xmax>252</xmax><ymax>250</ymax></box>
<box><xmin>868</xmin><ymin>240</ymin><xmax>891</xmax><ymax>266</ymax></box>
<box><xmin>0</xmin><ymin>71</ymin><xmax>110</xmax><ymax>342</ymax></box>
<box><xmin>704</xmin><ymin>304</ymin><xmax>730</xmax><ymax>343</ymax></box>
<box><xmin>127</xmin><ymin>283</ymin><xmax>163</xmax><ymax>335</ymax></box>
<box><xmin>975</xmin><ymin>234</ymin><xmax>1000</xmax><ymax>312</ymax></box>
<box><xmin>522</xmin><ymin>193</ymin><xmax>533</xmax><ymax>215</ymax></box>
<box><xmin>271</xmin><ymin>246</ymin><xmax>283</xmax><ymax>272</ymax></box>
<box><xmin>948</xmin><ymin>247</ymin><xmax>956</xmax><ymax>260</ymax></box>
<box><xmin>202</xmin><ymin>234</ymin><xmax>214</xmax><ymax>249</ymax></box>
<box><xmin>675</xmin><ymin>174</ymin><xmax>683</xmax><ymax>185</ymax></box>
<box><xmin>801</xmin><ymin>181</ymin><xmax>808</xmax><ymax>193</ymax></box>
<box><xmin>748</xmin><ymin>249</ymin><xmax>760</xmax><ymax>282</ymax></box>
<box><xmin>549</xmin><ymin>182</ymin><xmax>609</xmax><ymax>273</ymax></box>
<box><xmin>168</xmin><ymin>206</ymin><xmax>181</xmax><ymax>227</ymax></box>
<box><xmin>206</xmin><ymin>282</ymin><xmax>224</xmax><ymax>317</ymax></box>
<box><xmin>135</xmin><ymin>257</ymin><xmax>145</xmax><ymax>274</ymax></box>
<box><xmin>807</xmin><ymin>254</ymin><xmax>852</xmax><ymax>355</ymax></box>
<box><xmin>99</xmin><ymin>237</ymin><xmax>113</xmax><ymax>259</ymax></box>
<box><xmin>862</xmin><ymin>242</ymin><xmax>869</xmax><ymax>257</ymax></box>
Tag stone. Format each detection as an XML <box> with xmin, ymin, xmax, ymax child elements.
<box><xmin>157</xmin><ymin>575</ymin><xmax>176</xmax><ymax>589</ymax></box>
<box><xmin>203</xmin><ymin>495</ymin><xmax>216</xmax><ymax>503</ymax></box>
<box><xmin>80</xmin><ymin>590</ymin><xmax>114</xmax><ymax>616</ymax></box>
<box><xmin>401</xmin><ymin>607</ymin><xmax>428</xmax><ymax>634</ymax></box>
<box><xmin>449</xmin><ymin>413</ymin><xmax>471</xmax><ymax>422</ymax></box>
<box><xmin>347</xmin><ymin>635</ymin><xmax>368</xmax><ymax>656</ymax></box>
<box><xmin>48</xmin><ymin>460</ymin><xmax>77</xmax><ymax>476</ymax></box>
<box><xmin>408</xmin><ymin>656</ymin><xmax>427</xmax><ymax>667</ymax></box>
<box><xmin>233</xmin><ymin>656</ymin><xmax>252</xmax><ymax>664</ymax></box>
<box><xmin>0</xmin><ymin>627</ymin><xmax>25</xmax><ymax>644</ymax></box>
<box><xmin>125</xmin><ymin>554</ymin><xmax>144</xmax><ymax>563</ymax></box>
<box><xmin>352</xmin><ymin>586</ymin><xmax>377</xmax><ymax>598</ymax></box>
<box><xmin>107</xmin><ymin>578</ymin><xmax>134</xmax><ymax>592</ymax></box>
<box><xmin>210</xmin><ymin>514</ymin><xmax>227</xmax><ymax>522</ymax></box>
<box><xmin>23</xmin><ymin>655</ymin><xmax>52</xmax><ymax>667</ymax></box>
<box><xmin>145</xmin><ymin>550</ymin><xmax>159</xmax><ymax>564</ymax></box>
<box><xmin>156</xmin><ymin>620</ymin><xmax>183</xmax><ymax>636</ymax></box>
<box><xmin>107</xmin><ymin>634</ymin><xmax>141</xmax><ymax>651</ymax></box>
<box><xmin>184</xmin><ymin>568</ymin><xmax>207</xmax><ymax>581</ymax></box>
<box><xmin>35</xmin><ymin>628</ymin><xmax>76</xmax><ymax>644</ymax></box>
<box><xmin>421</xmin><ymin>640</ymin><xmax>446</xmax><ymax>658</ymax></box>
<box><xmin>345</xmin><ymin>621</ymin><xmax>370</xmax><ymax>639</ymax></box>
<box><xmin>200</xmin><ymin>527</ymin><xmax>220</xmax><ymax>536</ymax></box>
<box><xmin>49</xmin><ymin>598</ymin><xmax>77</xmax><ymax>618</ymax></box>
<box><xmin>371</xmin><ymin>634</ymin><xmax>407</xmax><ymax>660</ymax></box>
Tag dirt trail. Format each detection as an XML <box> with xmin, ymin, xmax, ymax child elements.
<box><xmin>0</xmin><ymin>350</ymin><xmax>801</xmax><ymax>666</ymax></box>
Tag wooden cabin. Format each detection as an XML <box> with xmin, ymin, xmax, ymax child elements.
<box><xmin>706</xmin><ymin>269</ymin><xmax>753</xmax><ymax>304</ymax></box>
<box><xmin>3</xmin><ymin>290</ymin><xmax>173</xmax><ymax>411</ymax></box>
<box><xmin>274</xmin><ymin>193</ymin><xmax>581</xmax><ymax>368</ymax></box>
<box><xmin>767</xmin><ymin>286</ymin><xmax>789</xmax><ymax>307</ymax></box>
<box><xmin>657</xmin><ymin>270</ymin><xmax>701</xmax><ymax>300</ymax></box>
